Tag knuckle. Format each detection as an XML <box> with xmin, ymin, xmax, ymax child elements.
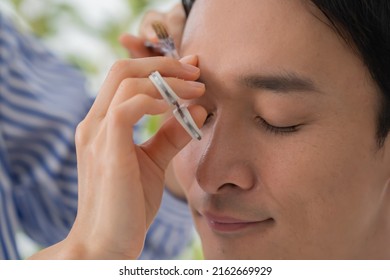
<box><xmin>130</xmin><ymin>94</ymin><xmax>153</xmax><ymax>109</ymax></box>
<box><xmin>109</xmin><ymin>59</ymin><xmax>131</xmax><ymax>76</ymax></box>
<box><xmin>107</xmin><ymin>106</ymin><xmax>128</xmax><ymax>127</ymax></box>
<box><xmin>75</xmin><ymin>120</ymin><xmax>89</xmax><ymax>147</ymax></box>
<box><xmin>133</xmin><ymin>92</ymin><xmax>151</xmax><ymax>102</ymax></box>
<box><xmin>119</xmin><ymin>77</ymin><xmax>139</xmax><ymax>91</ymax></box>
<box><xmin>109</xmin><ymin>94</ymin><xmax>147</xmax><ymax>124</ymax></box>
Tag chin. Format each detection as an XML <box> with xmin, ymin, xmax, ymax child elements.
<box><xmin>198</xmin><ymin>235</ymin><xmax>272</xmax><ymax>260</ymax></box>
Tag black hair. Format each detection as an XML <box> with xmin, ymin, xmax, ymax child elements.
<box><xmin>182</xmin><ymin>0</ymin><xmax>390</xmax><ymax>147</ymax></box>
<box><xmin>182</xmin><ymin>0</ymin><xmax>195</xmax><ymax>17</ymax></box>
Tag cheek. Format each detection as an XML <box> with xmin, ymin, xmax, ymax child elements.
<box><xmin>267</xmin><ymin>127</ymin><xmax>380</xmax><ymax>236</ymax></box>
<box><xmin>270</xmin><ymin>137</ymin><xmax>357</xmax><ymax>207</ymax></box>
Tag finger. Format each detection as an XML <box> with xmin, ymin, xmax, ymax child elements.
<box><xmin>88</xmin><ymin>55</ymin><xmax>199</xmax><ymax>120</ymax></box>
<box><xmin>108</xmin><ymin>77</ymin><xmax>205</xmax><ymax>111</ymax></box>
<box><xmin>107</xmin><ymin>95</ymin><xmax>170</xmax><ymax>159</ymax></box>
<box><xmin>141</xmin><ymin>105</ymin><xmax>207</xmax><ymax>171</ymax></box>
<box><xmin>119</xmin><ymin>34</ymin><xmax>162</xmax><ymax>58</ymax></box>
<box><xmin>139</xmin><ymin>10</ymin><xmax>165</xmax><ymax>40</ymax></box>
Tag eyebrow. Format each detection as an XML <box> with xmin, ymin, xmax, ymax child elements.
<box><xmin>239</xmin><ymin>72</ymin><xmax>321</xmax><ymax>94</ymax></box>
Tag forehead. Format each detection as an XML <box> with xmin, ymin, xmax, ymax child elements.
<box><xmin>180</xmin><ymin>0</ymin><xmax>365</xmax><ymax>92</ymax></box>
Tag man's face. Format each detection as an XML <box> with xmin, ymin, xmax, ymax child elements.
<box><xmin>173</xmin><ymin>0</ymin><xmax>390</xmax><ymax>259</ymax></box>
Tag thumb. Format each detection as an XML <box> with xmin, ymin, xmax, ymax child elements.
<box><xmin>141</xmin><ymin>105</ymin><xmax>207</xmax><ymax>171</ymax></box>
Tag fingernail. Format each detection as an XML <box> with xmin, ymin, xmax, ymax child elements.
<box><xmin>180</xmin><ymin>55</ymin><xmax>196</xmax><ymax>64</ymax></box>
<box><xmin>182</xmin><ymin>63</ymin><xmax>199</xmax><ymax>73</ymax></box>
<box><xmin>187</xmin><ymin>81</ymin><xmax>205</xmax><ymax>89</ymax></box>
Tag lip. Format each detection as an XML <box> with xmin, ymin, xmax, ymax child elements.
<box><xmin>202</xmin><ymin>212</ymin><xmax>273</xmax><ymax>233</ymax></box>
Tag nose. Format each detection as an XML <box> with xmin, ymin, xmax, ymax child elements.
<box><xmin>195</xmin><ymin>113</ymin><xmax>257</xmax><ymax>194</ymax></box>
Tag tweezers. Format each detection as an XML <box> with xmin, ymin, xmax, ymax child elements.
<box><xmin>149</xmin><ymin>71</ymin><xmax>202</xmax><ymax>140</ymax></box>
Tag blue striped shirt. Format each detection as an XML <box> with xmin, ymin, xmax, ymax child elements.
<box><xmin>0</xmin><ymin>11</ymin><xmax>194</xmax><ymax>260</ymax></box>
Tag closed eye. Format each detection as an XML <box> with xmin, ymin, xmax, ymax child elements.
<box><xmin>256</xmin><ymin>117</ymin><xmax>300</xmax><ymax>135</ymax></box>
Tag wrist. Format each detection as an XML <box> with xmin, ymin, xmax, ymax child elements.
<box><xmin>60</xmin><ymin>234</ymin><xmax>138</xmax><ymax>260</ymax></box>
<box><xmin>29</xmin><ymin>234</ymin><xmax>138</xmax><ymax>260</ymax></box>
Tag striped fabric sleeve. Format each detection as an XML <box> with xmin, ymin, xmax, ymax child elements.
<box><xmin>0</xmin><ymin>11</ymin><xmax>93</xmax><ymax>256</ymax></box>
